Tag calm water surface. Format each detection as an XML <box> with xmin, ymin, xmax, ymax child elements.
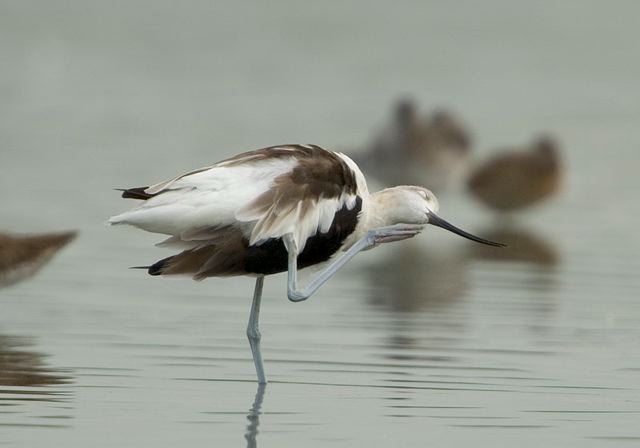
<box><xmin>1</xmin><ymin>1</ymin><xmax>640</xmax><ymax>446</ymax></box>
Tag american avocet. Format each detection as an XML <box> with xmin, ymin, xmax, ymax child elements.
<box><xmin>109</xmin><ymin>144</ymin><xmax>503</xmax><ymax>383</ymax></box>
<box><xmin>0</xmin><ymin>231</ymin><xmax>77</xmax><ymax>288</ymax></box>
<box><xmin>355</xmin><ymin>99</ymin><xmax>472</xmax><ymax>191</ymax></box>
<box><xmin>467</xmin><ymin>135</ymin><xmax>562</xmax><ymax>212</ymax></box>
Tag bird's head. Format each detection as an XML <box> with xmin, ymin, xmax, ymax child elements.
<box><xmin>378</xmin><ymin>186</ymin><xmax>504</xmax><ymax>247</ymax></box>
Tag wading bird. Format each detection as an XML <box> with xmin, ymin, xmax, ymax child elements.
<box><xmin>354</xmin><ymin>99</ymin><xmax>472</xmax><ymax>191</ymax></box>
<box><xmin>467</xmin><ymin>135</ymin><xmax>562</xmax><ymax>212</ymax></box>
<box><xmin>0</xmin><ymin>231</ymin><xmax>77</xmax><ymax>288</ymax></box>
<box><xmin>109</xmin><ymin>144</ymin><xmax>502</xmax><ymax>383</ymax></box>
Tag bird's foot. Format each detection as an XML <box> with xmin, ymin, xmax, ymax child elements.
<box><xmin>366</xmin><ymin>224</ymin><xmax>424</xmax><ymax>247</ymax></box>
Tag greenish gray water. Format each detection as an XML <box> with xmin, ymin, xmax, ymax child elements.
<box><xmin>1</xmin><ymin>1</ymin><xmax>640</xmax><ymax>446</ymax></box>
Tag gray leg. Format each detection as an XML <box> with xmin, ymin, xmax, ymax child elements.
<box><xmin>285</xmin><ymin>224</ymin><xmax>424</xmax><ymax>302</ymax></box>
<box><xmin>247</xmin><ymin>275</ymin><xmax>267</xmax><ymax>384</ymax></box>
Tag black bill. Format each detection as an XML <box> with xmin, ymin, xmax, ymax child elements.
<box><xmin>428</xmin><ymin>213</ymin><xmax>506</xmax><ymax>247</ymax></box>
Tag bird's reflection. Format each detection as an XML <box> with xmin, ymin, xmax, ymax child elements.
<box><xmin>244</xmin><ymin>383</ymin><xmax>266</xmax><ymax>448</ymax></box>
<box><xmin>0</xmin><ymin>230</ymin><xmax>77</xmax><ymax>288</ymax></box>
<box><xmin>0</xmin><ymin>333</ymin><xmax>69</xmax><ymax>387</ymax></box>
<box><xmin>467</xmin><ymin>226</ymin><xmax>559</xmax><ymax>266</ymax></box>
<box><xmin>361</xmin><ymin>243</ymin><xmax>470</xmax><ymax>357</ymax></box>
<box><xmin>365</xmin><ymin>243</ymin><xmax>470</xmax><ymax>313</ymax></box>
<box><xmin>365</xmin><ymin>226</ymin><xmax>561</xmax><ymax>359</ymax></box>
<box><xmin>466</xmin><ymin>224</ymin><xmax>560</xmax><ymax>320</ymax></box>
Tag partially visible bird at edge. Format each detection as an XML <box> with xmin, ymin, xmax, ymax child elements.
<box><xmin>0</xmin><ymin>231</ymin><xmax>77</xmax><ymax>288</ymax></box>
<box><xmin>109</xmin><ymin>144</ymin><xmax>504</xmax><ymax>384</ymax></box>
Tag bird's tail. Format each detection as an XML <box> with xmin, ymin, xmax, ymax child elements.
<box><xmin>116</xmin><ymin>187</ymin><xmax>155</xmax><ymax>200</ymax></box>
<box><xmin>144</xmin><ymin>248</ymin><xmax>217</xmax><ymax>279</ymax></box>
<box><xmin>147</xmin><ymin>256</ymin><xmax>173</xmax><ymax>276</ymax></box>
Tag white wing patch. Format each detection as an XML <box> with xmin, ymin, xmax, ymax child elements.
<box><xmin>108</xmin><ymin>158</ymin><xmax>298</xmax><ymax>238</ymax></box>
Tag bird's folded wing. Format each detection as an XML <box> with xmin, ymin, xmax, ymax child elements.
<box><xmin>110</xmin><ymin>145</ymin><xmax>366</xmax><ymax>253</ymax></box>
<box><xmin>236</xmin><ymin>152</ymin><xmax>361</xmax><ymax>251</ymax></box>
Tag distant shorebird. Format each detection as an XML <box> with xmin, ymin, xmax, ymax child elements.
<box><xmin>0</xmin><ymin>231</ymin><xmax>77</xmax><ymax>288</ymax></box>
<box><xmin>467</xmin><ymin>135</ymin><xmax>562</xmax><ymax>212</ymax></box>
<box><xmin>355</xmin><ymin>99</ymin><xmax>472</xmax><ymax>191</ymax></box>
<box><xmin>109</xmin><ymin>144</ymin><xmax>503</xmax><ymax>383</ymax></box>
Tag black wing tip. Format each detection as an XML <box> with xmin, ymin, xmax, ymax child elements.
<box><xmin>129</xmin><ymin>255</ymin><xmax>173</xmax><ymax>276</ymax></box>
<box><xmin>129</xmin><ymin>265</ymin><xmax>161</xmax><ymax>276</ymax></box>
<box><xmin>117</xmin><ymin>187</ymin><xmax>154</xmax><ymax>200</ymax></box>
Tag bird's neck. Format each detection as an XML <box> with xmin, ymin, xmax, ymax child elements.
<box><xmin>361</xmin><ymin>189</ymin><xmax>401</xmax><ymax>229</ymax></box>
<box><xmin>339</xmin><ymin>191</ymin><xmax>391</xmax><ymax>251</ymax></box>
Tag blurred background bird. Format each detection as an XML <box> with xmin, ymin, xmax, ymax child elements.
<box><xmin>466</xmin><ymin>135</ymin><xmax>562</xmax><ymax>213</ymax></box>
<box><xmin>0</xmin><ymin>231</ymin><xmax>77</xmax><ymax>288</ymax></box>
<box><xmin>352</xmin><ymin>98</ymin><xmax>472</xmax><ymax>192</ymax></box>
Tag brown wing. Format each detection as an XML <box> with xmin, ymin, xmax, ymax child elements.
<box><xmin>235</xmin><ymin>145</ymin><xmax>360</xmax><ymax>249</ymax></box>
